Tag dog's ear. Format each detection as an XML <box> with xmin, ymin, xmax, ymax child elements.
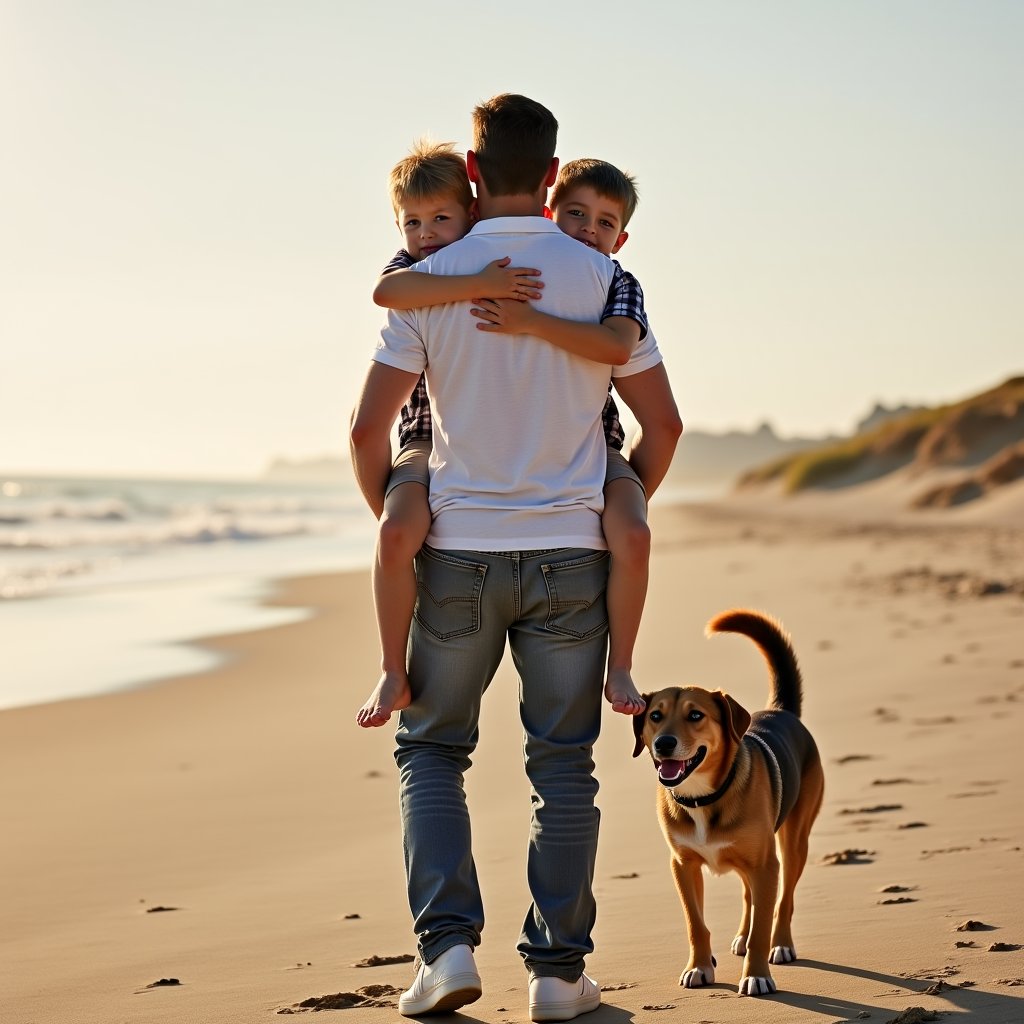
<box><xmin>712</xmin><ymin>690</ymin><xmax>751</xmax><ymax>745</ymax></box>
<box><xmin>631</xmin><ymin>695</ymin><xmax>653</xmax><ymax>757</ymax></box>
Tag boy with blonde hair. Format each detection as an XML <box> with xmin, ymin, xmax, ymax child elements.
<box><xmin>357</xmin><ymin>140</ymin><xmax>542</xmax><ymax>729</ymax></box>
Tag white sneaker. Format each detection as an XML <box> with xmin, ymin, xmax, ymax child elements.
<box><xmin>528</xmin><ymin>973</ymin><xmax>601</xmax><ymax>1022</ymax></box>
<box><xmin>397</xmin><ymin>943</ymin><xmax>481</xmax><ymax>1017</ymax></box>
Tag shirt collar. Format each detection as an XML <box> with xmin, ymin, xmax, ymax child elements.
<box><xmin>467</xmin><ymin>216</ymin><xmax>561</xmax><ymax>236</ymax></box>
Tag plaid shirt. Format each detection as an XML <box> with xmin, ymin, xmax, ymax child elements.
<box><xmin>383</xmin><ymin>250</ymin><xmax>645</xmax><ymax>451</ymax></box>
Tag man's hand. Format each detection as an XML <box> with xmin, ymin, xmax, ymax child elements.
<box><xmin>474</xmin><ymin>258</ymin><xmax>543</xmax><ymax>302</ymax></box>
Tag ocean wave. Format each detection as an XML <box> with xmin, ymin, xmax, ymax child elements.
<box><xmin>0</xmin><ymin>514</ymin><xmax>331</xmax><ymax>551</ymax></box>
<box><xmin>0</xmin><ymin>557</ymin><xmax>115</xmax><ymax>600</ymax></box>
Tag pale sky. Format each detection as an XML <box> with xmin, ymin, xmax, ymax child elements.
<box><xmin>2</xmin><ymin>0</ymin><xmax>1021</xmax><ymax>478</ymax></box>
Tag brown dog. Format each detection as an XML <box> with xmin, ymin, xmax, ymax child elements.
<box><xmin>632</xmin><ymin>609</ymin><xmax>824</xmax><ymax>996</ymax></box>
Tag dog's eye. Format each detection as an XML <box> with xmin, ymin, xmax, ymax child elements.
<box><xmin>649</xmin><ymin>709</ymin><xmax>663</xmax><ymax>722</ymax></box>
<box><xmin>687</xmin><ymin>710</ymin><xmax>705</xmax><ymax>722</ymax></box>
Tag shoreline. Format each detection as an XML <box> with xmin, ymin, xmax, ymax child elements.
<box><xmin>3</xmin><ymin>498</ymin><xmax>1023</xmax><ymax>1022</ymax></box>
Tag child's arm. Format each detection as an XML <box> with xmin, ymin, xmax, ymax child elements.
<box><xmin>469</xmin><ymin>298</ymin><xmax>638</xmax><ymax>366</ymax></box>
<box><xmin>373</xmin><ymin>257</ymin><xmax>543</xmax><ymax>309</ymax></box>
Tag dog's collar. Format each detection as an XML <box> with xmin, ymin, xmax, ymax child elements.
<box><xmin>670</xmin><ymin>753</ymin><xmax>740</xmax><ymax>809</ymax></box>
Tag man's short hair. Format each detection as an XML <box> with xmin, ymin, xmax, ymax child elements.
<box><xmin>389</xmin><ymin>139</ymin><xmax>474</xmax><ymax>217</ymax></box>
<box><xmin>471</xmin><ymin>93</ymin><xmax>558</xmax><ymax>197</ymax></box>
<box><xmin>549</xmin><ymin>158</ymin><xmax>639</xmax><ymax>228</ymax></box>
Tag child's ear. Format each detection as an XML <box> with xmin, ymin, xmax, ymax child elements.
<box><xmin>611</xmin><ymin>230</ymin><xmax>628</xmax><ymax>254</ymax></box>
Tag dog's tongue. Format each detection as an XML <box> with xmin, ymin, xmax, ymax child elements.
<box><xmin>658</xmin><ymin>759</ymin><xmax>686</xmax><ymax>782</ymax></box>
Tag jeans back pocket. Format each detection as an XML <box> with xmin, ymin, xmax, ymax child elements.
<box><xmin>414</xmin><ymin>546</ymin><xmax>487</xmax><ymax>641</ymax></box>
<box><xmin>542</xmin><ymin>550</ymin><xmax>609</xmax><ymax>640</ymax></box>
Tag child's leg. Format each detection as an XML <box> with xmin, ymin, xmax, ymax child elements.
<box><xmin>602</xmin><ymin>450</ymin><xmax>650</xmax><ymax>716</ymax></box>
<box><xmin>358</xmin><ymin>443</ymin><xmax>431</xmax><ymax>728</ymax></box>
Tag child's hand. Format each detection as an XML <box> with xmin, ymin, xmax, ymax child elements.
<box><xmin>476</xmin><ymin>257</ymin><xmax>543</xmax><ymax>301</ymax></box>
<box><xmin>470</xmin><ymin>297</ymin><xmax>538</xmax><ymax>335</ymax></box>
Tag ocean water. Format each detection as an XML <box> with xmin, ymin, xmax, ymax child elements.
<box><xmin>0</xmin><ymin>473</ymin><xmax>377</xmax><ymax>710</ymax></box>
<box><xmin>0</xmin><ymin>472</ymin><xmax>714</xmax><ymax>711</ymax></box>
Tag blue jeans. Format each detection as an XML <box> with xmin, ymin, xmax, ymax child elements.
<box><xmin>395</xmin><ymin>545</ymin><xmax>609</xmax><ymax>982</ymax></box>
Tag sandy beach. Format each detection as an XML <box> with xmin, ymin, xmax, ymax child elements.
<box><xmin>3</xmin><ymin>496</ymin><xmax>1023</xmax><ymax>1024</ymax></box>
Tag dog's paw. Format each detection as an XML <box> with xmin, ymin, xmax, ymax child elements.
<box><xmin>679</xmin><ymin>962</ymin><xmax>716</xmax><ymax>988</ymax></box>
<box><xmin>769</xmin><ymin>944</ymin><xmax>796</xmax><ymax>964</ymax></box>
<box><xmin>738</xmin><ymin>974</ymin><xmax>777</xmax><ymax>996</ymax></box>
<box><xmin>730</xmin><ymin>935</ymin><xmax>747</xmax><ymax>956</ymax></box>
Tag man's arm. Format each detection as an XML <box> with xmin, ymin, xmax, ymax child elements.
<box><xmin>612</xmin><ymin>362</ymin><xmax>683</xmax><ymax>497</ymax></box>
<box><xmin>349</xmin><ymin>362</ymin><xmax>423</xmax><ymax>519</ymax></box>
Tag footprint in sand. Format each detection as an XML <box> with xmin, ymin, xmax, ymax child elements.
<box><xmin>899</xmin><ymin>821</ymin><xmax>929</xmax><ymax>829</ymax></box>
<box><xmin>921</xmin><ymin>846</ymin><xmax>971</xmax><ymax>858</ymax></box>
<box><xmin>880</xmin><ymin>885</ymin><xmax>915</xmax><ymax>893</ymax></box>
<box><xmin>879</xmin><ymin>896</ymin><xmax>917</xmax><ymax>905</ymax></box>
<box><xmin>955</xmin><ymin>919</ymin><xmax>995</xmax><ymax>932</ymax></box>
<box><xmin>352</xmin><ymin>954</ymin><xmax>415</xmax><ymax>968</ymax></box>
<box><xmin>136</xmin><ymin>978</ymin><xmax>181</xmax><ymax>993</ymax></box>
<box><xmin>612</xmin><ymin>872</ymin><xmax>639</xmax><ymax>879</ymax></box>
<box><xmin>836</xmin><ymin>753</ymin><xmax>874</xmax><ymax>764</ymax></box>
<box><xmin>821</xmin><ymin>849</ymin><xmax>874</xmax><ymax>865</ymax></box>
<box><xmin>282</xmin><ymin>985</ymin><xmax>402</xmax><ymax>1012</ymax></box>
<box><xmin>989</xmin><ymin>942</ymin><xmax>1023</xmax><ymax>952</ymax></box>
<box><xmin>872</xmin><ymin>777</ymin><xmax>917</xmax><ymax>786</ymax></box>
<box><xmin>839</xmin><ymin>804</ymin><xmax>903</xmax><ymax>815</ymax></box>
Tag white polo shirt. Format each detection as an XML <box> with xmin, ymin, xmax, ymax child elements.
<box><xmin>374</xmin><ymin>216</ymin><xmax>663</xmax><ymax>551</ymax></box>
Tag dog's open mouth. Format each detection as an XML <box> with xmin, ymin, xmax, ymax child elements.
<box><xmin>655</xmin><ymin>747</ymin><xmax>706</xmax><ymax>787</ymax></box>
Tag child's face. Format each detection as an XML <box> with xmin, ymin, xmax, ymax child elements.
<box><xmin>397</xmin><ymin>194</ymin><xmax>473</xmax><ymax>261</ymax></box>
<box><xmin>552</xmin><ymin>185</ymin><xmax>629</xmax><ymax>257</ymax></box>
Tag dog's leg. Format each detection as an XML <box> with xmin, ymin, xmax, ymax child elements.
<box><xmin>730</xmin><ymin>877</ymin><xmax>752</xmax><ymax>957</ymax></box>
<box><xmin>771</xmin><ymin>760</ymin><xmax>825</xmax><ymax>964</ymax></box>
<box><xmin>670</xmin><ymin>854</ymin><xmax>717</xmax><ymax>988</ymax></box>
<box><xmin>737</xmin><ymin>860</ymin><xmax>779</xmax><ymax>996</ymax></box>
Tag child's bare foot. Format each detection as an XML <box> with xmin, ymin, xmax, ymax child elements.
<box><xmin>605</xmin><ymin>667</ymin><xmax>646</xmax><ymax>716</ymax></box>
<box><xmin>356</xmin><ymin>671</ymin><xmax>412</xmax><ymax>728</ymax></box>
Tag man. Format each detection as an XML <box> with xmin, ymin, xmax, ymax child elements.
<box><xmin>350</xmin><ymin>94</ymin><xmax>681</xmax><ymax>1022</ymax></box>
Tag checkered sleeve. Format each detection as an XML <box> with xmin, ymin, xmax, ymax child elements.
<box><xmin>602</xmin><ymin>262</ymin><xmax>648</xmax><ymax>339</ymax></box>
<box><xmin>398</xmin><ymin>376</ymin><xmax>432</xmax><ymax>447</ymax></box>
<box><xmin>602</xmin><ymin>388</ymin><xmax>625</xmax><ymax>451</ymax></box>
<box><xmin>381</xmin><ymin>248</ymin><xmax>415</xmax><ymax>274</ymax></box>
<box><xmin>380</xmin><ymin>250</ymin><xmax>431</xmax><ymax>448</ymax></box>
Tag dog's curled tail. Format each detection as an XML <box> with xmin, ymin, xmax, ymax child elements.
<box><xmin>706</xmin><ymin>609</ymin><xmax>803</xmax><ymax>716</ymax></box>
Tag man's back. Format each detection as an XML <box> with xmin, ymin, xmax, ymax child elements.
<box><xmin>376</xmin><ymin>215</ymin><xmax>619</xmax><ymax>551</ymax></box>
